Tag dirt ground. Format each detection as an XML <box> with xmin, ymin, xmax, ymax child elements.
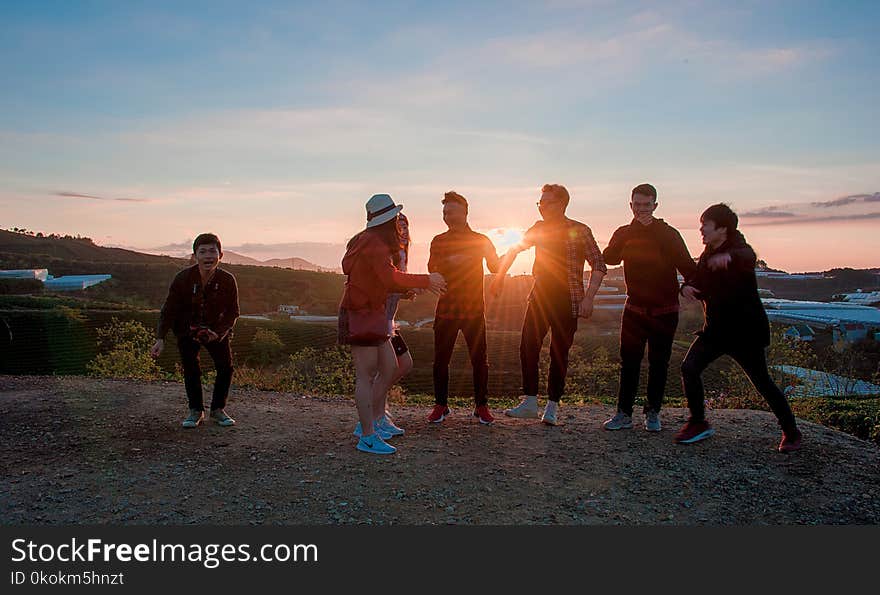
<box><xmin>1</xmin><ymin>375</ymin><xmax>878</xmax><ymax>525</ymax></box>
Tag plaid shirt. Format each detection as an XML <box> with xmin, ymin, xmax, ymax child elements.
<box><xmin>522</xmin><ymin>218</ymin><xmax>607</xmax><ymax>318</ymax></box>
<box><xmin>428</xmin><ymin>226</ymin><xmax>500</xmax><ymax>319</ymax></box>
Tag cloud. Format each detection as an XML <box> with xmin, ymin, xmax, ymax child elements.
<box><xmin>56</xmin><ymin>191</ymin><xmax>150</xmax><ymax>203</ymax></box>
<box><xmin>747</xmin><ymin>212</ymin><xmax>880</xmax><ymax>226</ymax></box>
<box><xmin>811</xmin><ymin>196</ymin><xmax>859</xmax><ymax>208</ymax></box>
<box><xmin>738</xmin><ymin>191</ymin><xmax>880</xmax><ymax>227</ymax></box>
<box><xmin>811</xmin><ymin>193</ymin><xmax>880</xmax><ymax>208</ymax></box>
<box><xmin>740</xmin><ymin>206</ymin><xmax>797</xmax><ymax>218</ymax></box>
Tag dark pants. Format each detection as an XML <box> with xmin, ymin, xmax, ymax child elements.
<box><xmin>520</xmin><ymin>295</ymin><xmax>579</xmax><ymax>403</ymax></box>
<box><xmin>617</xmin><ymin>308</ymin><xmax>679</xmax><ymax>415</ymax></box>
<box><xmin>681</xmin><ymin>335</ymin><xmax>797</xmax><ymax>432</ymax></box>
<box><xmin>177</xmin><ymin>335</ymin><xmax>234</xmax><ymax>411</ymax></box>
<box><xmin>433</xmin><ymin>316</ymin><xmax>489</xmax><ymax>406</ymax></box>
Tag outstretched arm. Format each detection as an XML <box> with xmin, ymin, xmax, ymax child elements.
<box><xmin>488</xmin><ymin>244</ymin><xmax>527</xmax><ymax>296</ymax></box>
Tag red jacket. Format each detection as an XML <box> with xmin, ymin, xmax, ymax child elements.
<box><xmin>340</xmin><ymin>230</ymin><xmax>429</xmax><ymax>312</ymax></box>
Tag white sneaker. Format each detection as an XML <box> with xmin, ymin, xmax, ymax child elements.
<box><xmin>376</xmin><ymin>414</ymin><xmax>405</xmax><ymax>437</ymax></box>
<box><xmin>353</xmin><ymin>421</ymin><xmax>393</xmax><ymax>440</ymax></box>
<box><xmin>356</xmin><ymin>433</ymin><xmax>397</xmax><ymax>455</ymax></box>
<box><xmin>504</xmin><ymin>396</ymin><xmax>539</xmax><ymax>419</ymax></box>
<box><xmin>542</xmin><ymin>401</ymin><xmax>560</xmax><ymax>426</ymax></box>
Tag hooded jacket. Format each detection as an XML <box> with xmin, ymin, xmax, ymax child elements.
<box><xmin>688</xmin><ymin>231</ymin><xmax>770</xmax><ymax>346</ymax></box>
<box><xmin>340</xmin><ymin>229</ymin><xmax>430</xmax><ymax>313</ymax></box>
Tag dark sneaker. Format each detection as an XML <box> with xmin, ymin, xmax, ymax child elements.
<box><xmin>603</xmin><ymin>411</ymin><xmax>633</xmax><ymax>430</ymax></box>
<box><xmin>427</xmin><ymin>405</ymin><xmax>450</xmax><ymax>423</ymax></box>
<box><xmin>674</xmin><ymin>419</ymin><xmax>715</xmax><ymax>444</ymax></box>
<box><xmin>209</xmin><ymin>409</ymin><xmax>236</xmax><ymax>427</ymax></box>
<box><xmin>473</xmin><ymin>405</ymin><xmax>494</xmax><ymax>425</ymax></box>
<box><xmin>778</xmin><ymin>429</ymin><xmax>803</xmax><ymax>453</ymax></box>
<box><xmin>182</xmin><ymin>409</ymin><xmax>204</xmax><ymax>428</ymax></box>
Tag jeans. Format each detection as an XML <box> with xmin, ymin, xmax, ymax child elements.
<box><xmin>680</xmin><ymin>334</ymin><xmax>797</xmax><ymax>432</ymax></box>
<box><xmin>433</xmin><ymin>316</ymin><xmax>489</xmax><ymax>406</ymax></box>
<box><xmin>177</xmin><ymin>334</ymin><xmax>234</xmax><ymax>411</ymax></box>
<box><xmin>520</xmin><ymin>293</ymin><xmax>578</xmax><ymax>403</ymax></box>
<box><xmin>617</xmin><ymin>308</ymin><xmax>679</xmax><ymax>415</ymax></box>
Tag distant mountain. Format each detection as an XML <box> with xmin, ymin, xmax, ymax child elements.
<box><xmin>0</xmin><ymin>229</ymin><xmax>346</xmax><ymax>314</ymax></box>
<box><xmin>221</xmin><ymin>252</ymin><xmax>338</xmax><ymax>272</ymax></box>
<box><xmin>221</xmin><ymin>251</ymin><xmax>265</xmax><ymax>266</ymax></box>
<box><xmin>0</xmin><ymin>229</ymin><xmax>180</xmax><ymax>264</ymax></box>
<box><xmin>262</xmin><ymin>257</ymin><xmax>336</xmax><ymax>272</ymax></box>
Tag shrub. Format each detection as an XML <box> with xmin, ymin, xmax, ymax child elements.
<box><xmin>565</xmin><ymin>346</ymin><xmax>620</xmax><ymax>402</ymax></box>
<box><xmin>248</xmin><ymin>327</ymin><xmax>285</xmax><ymax>366</ymax></box>
<box><xmin>285</xmin><ymin>346</ymin><xmax>355</xmax><ymax>396</ymax></box>
<box><xmin>86</xmin><ymin>317</ymin><xmax>161</xmax><ymax>380</ymax></box>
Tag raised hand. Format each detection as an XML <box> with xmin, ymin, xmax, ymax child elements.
<box><xmin>707</xmin><ymin>252</ymin><xmax>732</xmax><ymax>271</ymax></box>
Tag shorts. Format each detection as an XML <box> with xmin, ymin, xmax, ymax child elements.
<box><xmin>390</xmin><ymin>331</ymin><xmax>409</xmax><ymax>356</ymax></box>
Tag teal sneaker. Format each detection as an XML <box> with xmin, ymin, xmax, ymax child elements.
<box><xmin>644</xmin><ymin>410</ymin><xmax>662</xmax><ymax>432</ymax></box>
<box><xmin>356</xmin><ymin>433</ymin><xmax>397</xmax><ymax>455</ymax></box>
<box><xmin>182</xmin><ymin>409</ymin><xmax>204</xmax><ymax>428</ymax></box>
<box><xmin>376</xmin><ymin>414</ymin><xmax>405</xmax><ymax>436</ymax></box>
<box><xmin>353</xmin><ymin>421</ymin><xmax>393</xmax><ymax>440</ymax></box>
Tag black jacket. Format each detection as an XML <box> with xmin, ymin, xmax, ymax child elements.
<box><xmin>156</xmin><ymin>265</ymin><xmax>239</xmax><ymax>340</ymax></box>
<box><xmin>603</xmin><ymin>218</ymin><xmax>696</xmax><ymax>309</ymax></box>
<box><xmin>688</xmin><ymin>231</ymin><xmax>769</xmax><ymax>346</ymax></box>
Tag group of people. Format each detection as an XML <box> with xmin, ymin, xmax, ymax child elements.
<box><xmin>151</xmin><ymin>183</ymin><xmax>804</xmax><ymax>457</ymax></box>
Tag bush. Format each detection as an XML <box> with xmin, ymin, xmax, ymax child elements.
<box><xmin>285</xmin><ymin>346</ymin><xmax>355</xmax><ymax>396</ymax></box>
<box><xmin>249</xmin><ymin>327</ymin><xmax>285</xmax><ymax>366</ymax></box>
<box><xmin>791</xmin><ymin>397</ymin><xmax>880</xmax><ymax>445</ymax></box>
<box><xmin>565</xmin><ymin>346</ymin><xmax>620</xmax><ymax>402</ymax></box>
<box><xmin>86</xmin><ymin>317</ymin><xmax>161</xmax><ymax>380</ymax></box>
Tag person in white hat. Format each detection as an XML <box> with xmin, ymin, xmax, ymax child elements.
<box><xmin>339</xmin><ymin>194</ymin><xmax>446</xmax><ymax>455</ymax></box>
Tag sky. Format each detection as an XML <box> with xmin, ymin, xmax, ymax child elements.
<box><xmin>1</xmin><ymin>0</ymin><xmax>878</xmax><ymax>273</ymax></box>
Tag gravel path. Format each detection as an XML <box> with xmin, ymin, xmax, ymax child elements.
<box><xmin>1</xmin><ymin>376</ymin><xmax>878</xmax><ymax>525</ymax></box>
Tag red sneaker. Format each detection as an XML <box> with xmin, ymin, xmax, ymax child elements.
<box><xmin>778</xmin><ymin>429</ymin><xmax>803</xmax><ymax>453</ymax></box>
<box><xmin>674</xmin><ymin>419</ymin><xmax>715</xmax><ymax>444</ymax></box>
<box><xmin>427</xmin><ymin>405</ymin><xmax>450</xmax><ymax>423</ymax></box>
<box><xmin>473</xmin><ymin>405</ymin><xmax>494</xmax><ymax>425</ymax></box>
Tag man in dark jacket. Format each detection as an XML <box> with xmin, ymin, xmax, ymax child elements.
<box><xmin>150</xmin><ymin>233</ymin><xmax>240</xmax><ymax>428</ymax></box>
<box><xmin>676</xmin><ymin>204</ymin><xmax>802</xmax><ymax>452</ymax></box>
<box><xmin>602</xmin><ymin>183</ymin><xmax>697</xmax><ymax>433</ymax></box>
